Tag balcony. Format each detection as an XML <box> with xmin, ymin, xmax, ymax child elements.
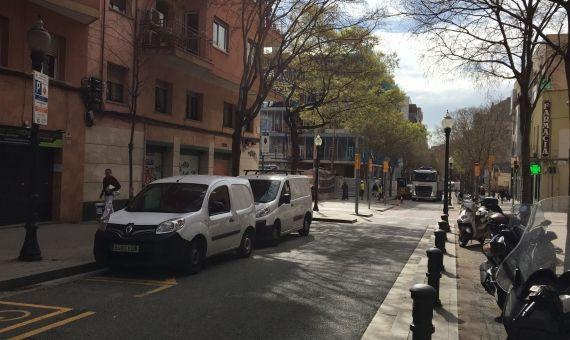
<box><xmin>30</xmin><ymin>0</ymin><xmax>99</xmax><ymax>24</ymax></box>
<box><xmin>142</xmin><ymin>11</ymin><xmax>212</xmax><ymax>69</ymax></box>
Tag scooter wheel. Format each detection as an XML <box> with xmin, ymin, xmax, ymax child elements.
<box><xmin>459</xmin><ymin>235</ymin><xmax>469</xmax><ymax>247</ymax></box>
<box><xmin>478</xmin><ymin>237</ymin><xmax>486</xmax><ymax>244</ymax></box>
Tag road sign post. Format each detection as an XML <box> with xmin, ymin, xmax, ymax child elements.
<box><xmin>261</xmin><ymin>133</ymin><xmax>269</xmax><ymax>170</ymax></box>
<box><xmin>355</xmin><ymin>153</ymin><xmax>361</xmax><ymax>215</ymax></box>
<box><xmin>383</xmin><ymin>161</ymin><xmax>389</xmax><ymax>205</ymax></box>
<box><xmin>368</xmin><ymin>158</ymin><xmax>373</xmax><ymax>209</ymax></box>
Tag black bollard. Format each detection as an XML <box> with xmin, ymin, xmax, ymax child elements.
<box><xmin>436</xmin><ymin>221</ymin><xmax>449</xmax><ymax>238</ymax></box>
<box><xmin>426</xmin><ymin>247</ymin><xmax>443</xmax><ymax>307</ymax></box>
<box><xmin>410</xmin><ymin>284</ymin><xmax>436</xmax><ymax>340</ymax></box>
<box><xmin>441</xmin><ymin>214</ymin><xmax>448</xmax><ymax>222</ymax></box>
<box><xmin>434</xmin><ymin>228</ymin><xmax>446</xmax><ymax>253</ymax></box>
<box><xmin>437</xmin><ymin>219</ymin><xmax>450</xmax><ymax>233</ymax></box>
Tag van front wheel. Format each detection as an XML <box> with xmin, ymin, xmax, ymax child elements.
<box><xmin>179</xmin><ymin>239</ymin><xmax>204</xmax><ymax>275</ymax></box>
<box><xmin>299</xmin><ymin>214</ymin><xmax>311</xmax><ymax>236</ymax></box>
<box><xmin>268</xmin><ymin>221</ymin><xmax>281</xmax><ymax>246</ymax></box>
<box><xmin>237</xmin><ymin>229</ymin><xmax>254</xmax><ymax>258</ymax></box>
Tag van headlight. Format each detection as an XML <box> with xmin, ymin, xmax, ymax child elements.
<box><xmin>98</xmin><ymin>219</ymin><xmax>108</xmax><ymax>231</ymax></box>
<box><xmin>256</xmin><ymin>207</ymin><xmax>271</xmax><ymax>218</ymax></box>
<box><xmin>156</xmin><ymin>218</ymin><xmax>185</xmax><ymax>234</ymax></box>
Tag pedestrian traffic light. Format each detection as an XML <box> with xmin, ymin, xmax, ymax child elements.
<box><xmin>368</xmin><ymin>158</ymin><xmax>373</xmax><ymax>173</ymax></box>
<box><xmin>383</xmin><ymin>161</ymin><xmax>389</xmax><ymax>173</ymax></box>
<box><xmin>530</xmin><ymin>163</ymin><xmax>541</xmax><ymax>175</ymax></box>
<box><xmin>354</xmin><ymin>153</ymin><xmax>361</xmax><ymax>170</ymax></box>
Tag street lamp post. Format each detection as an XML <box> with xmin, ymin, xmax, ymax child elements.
<box><xmin>442</xmin><ymin>112</ymin><xmax>454</xmax><ymax>216</ymax></box>
<box><xmin>449</xmin><ymin>157</ymin><xmax>454</xmax><ymax>206</ymax></box>
<box><xmin>313</xmin><ymin>134</ymin><xmax>322</xmax><ymax>211</ymax></box>
<box><xmin>19</xmin><ymin>18</ymin><xmax>51</xmax><ymax>261</ymax></box>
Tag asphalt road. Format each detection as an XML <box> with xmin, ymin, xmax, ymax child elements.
<box><xmin>0</xmin><ymin>201</ymin><xmax>441</xmax><ymax>340</ymax></box>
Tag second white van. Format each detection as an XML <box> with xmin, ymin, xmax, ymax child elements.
<box><xmin>241</xmin><ymin>173</ymin><xmax>313</xmax><ymax>245</ymax></box>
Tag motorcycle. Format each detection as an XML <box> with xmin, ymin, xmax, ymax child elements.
<box><xmin>496</xmin><ymin>196</ymin><xmax>570</xmax><ymax>339</ymax></box>
<box><xmin>458</xmin><ymin>202</ymin><xmax>489</xmax><ymax>247</ymax></box>
<box><xmin>479</xmin><ymin>204</ymin><xmax>531</xmax><ymax>311</ymax></box>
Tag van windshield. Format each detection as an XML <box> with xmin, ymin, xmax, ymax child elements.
<box><xmin>126</xmin><ymin>183</ymin><xmax>208</xmax><ymax>213</ymax></box>
<box><xmin>249</xmin><ymin>180</ymin><xmax>281</xmax><ymax>203</ymax></box>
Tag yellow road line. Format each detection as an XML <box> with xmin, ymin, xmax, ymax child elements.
<box><xmin>134</xmin><ymin>284</ymin><xmax>173</xmax><ymax>298</ymax></box>
<box><xmin>0</xmin><ymin>301</ymin><xmax>67</xmax><ymax>311</ymax></box>
<box><xmin>0</xmin><ymin>309</ymin><xmax>71</xmax><ymax>334</ymax></box>
<box><xmin>7</xmin><ymin>311</ymin><xmax>95</xmax><ymax>340</ymax></box>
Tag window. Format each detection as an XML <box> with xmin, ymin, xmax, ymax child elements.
<box><xmin>110</xmin><ymin>0</ymin><xmax>127</xmax><ymax>14</ymax></box>
<box><xmin>155</xmin><ymin>80</ymin><xmax>172</xmax><ymax>113</ymax></box>
<box><xmin>280</xmin><ymin>181</ymin><xmax>291</xmax><ymax>201</ymax></box>
<box><xmin>42</xmin><ymin>35</ymin><xmax>65</xmax><ymax>80</ymax></box>
<box><xmin>0</xmin><ymin>17</ymin><xmax>7</xmax><ymax>67</ymax></box>
<box><xmin>213</xmin><ymin>19</ymin><xmax>228</xmax><ymax>51</ymax></box>
<box><xmin>106</xmin><ymin>63</ymin><xmax>126</xmax><ymax>103</ymax></box>
<box><xmin>208</xmin><ymin>185</ymin><xmax>231</xmax><ymax>215</ymax></box>
<box><xmin>125</xmin><ymin>183</ymin><xmax>207</xmax><ymax>213</ymax></box>
<box><xmin>186</xmin><ymin>91</ymin><xmax>202</xmax><ymax>120</ymax></box>
<box><xmin>249</xmin><ymin>180</ymin><xmax>281</xmax><ymax>203</ymax></box>
<box><xmin>223</xmin><ymin>102</ymin><xmax>234</xmax><ymax>128</ymax></box>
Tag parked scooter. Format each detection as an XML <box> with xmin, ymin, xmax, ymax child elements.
<box><xmin>479</xmin><ymin>204</ymin><xmax>531</xmax><ymax>312</ymax></box>
<box><xmin>458</xmin><ymin>201</ymin><xmax>490</xmax><ymax>247</ymax></box>
<box><xmin>496</xmin><ymin>196</ymin><xmax>568</xmax><ymax>339</ymax></box>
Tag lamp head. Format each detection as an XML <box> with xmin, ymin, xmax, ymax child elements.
<box><xmin>442</xmin><ymin>111</ymin><xmax>454</xmax><ymax>130</ymax></box>
<box><xmin>315</xmin><ymin>134</ymin><xmax>322</xmax><ymax>146</ymax></box>
<box><xmin>27</xmin><ymin>18</ymin><xmax>51</xmax><ymax>54</ymax></box>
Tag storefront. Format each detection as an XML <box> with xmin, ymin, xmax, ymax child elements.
<box><xmin>0</xmin><ymin>125</ymin><xmax>62</xmax><ymax>225</ymax></box>
<box><xmin>144</xmin><ymin>143</ymin><xmax>170</xmax><ymax>186</ymax></box>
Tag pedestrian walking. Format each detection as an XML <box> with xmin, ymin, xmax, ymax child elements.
<box><xmin>100</xmin><ymin>168</ymin><xmax>121</xmax><ymax>221</ymax></box>
<box><xmin>341</xmin><ymin>180</ymin><xmax>349</xmax><ymax>200</ymax></box>
<box><xmin>372</xmin><ymin>182</ymin><xmax>379</xmax><ymax>198</ymax></box>
<box><xmin>359</xmin><ymin>180</ymin><xmax>365</xmax><ymax>200</ymax></box>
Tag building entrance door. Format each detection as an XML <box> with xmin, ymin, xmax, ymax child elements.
<box><xmin>0</xmin><ymin>144</ymin><xmax>53</xmax><ymax>225</ymax></box>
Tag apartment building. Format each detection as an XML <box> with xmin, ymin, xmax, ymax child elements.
<box><xmin>527</xmin><ymin>36</ymin><xmax>569</xmax><ymax>200</ymax></box>
<box><xmin>0</xmin><ymin>0</ymin><xmax>99</xmax><ymax>225</ymax></box>
<box><xmin>0</xmin><ymin>0</ymin><xmax>261</xmax><ymax>224</ymax></box>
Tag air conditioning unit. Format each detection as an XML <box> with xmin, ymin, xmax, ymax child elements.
<box><xmin>146</xmin><ymin>8</ymin><xmax>164</xmax><ymax>27</ymax></box>
<box><xmin>144</xmin><ymin>30</ymin><xmax>159</xmax><ymax>46</ymax></box>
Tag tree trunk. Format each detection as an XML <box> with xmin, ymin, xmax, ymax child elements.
<box><xmin>519</xmin><ymin>95</ymin><xmax>533</xmax><ymax>204</ymax></box>
<box><xmin>231</xmin><ymin>116</ymin><xmax>244</xmax><ymax>176</ymax></box>
<box><xmin>286</xmin><ymin>111</ymin><xmax>300</xmax><ymax>172</ymax></box>
<box><xmin>565</xmin><ymin>41</ymin><xmax>570</xmax><ymax>196</ymax></box>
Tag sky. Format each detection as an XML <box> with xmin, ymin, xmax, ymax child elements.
<box><xmin>371</xmin><ymin>11</ymin><xmax>514</xmax><ymax>133</ymax></box>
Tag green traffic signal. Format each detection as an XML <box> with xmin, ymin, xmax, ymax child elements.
<box><xmin>530</xmin><ymin>163</ymin><xmax>541</xmax><ymax>175</ymax></box>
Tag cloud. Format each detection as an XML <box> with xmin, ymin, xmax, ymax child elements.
<box><xmin>374</xmin><ymin>31</ymin><xmax>513</xmax><ymax>130</ymax></box>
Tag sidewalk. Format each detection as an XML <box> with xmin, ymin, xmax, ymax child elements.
<box><xmin>361</xmin><ymin>221</ymin><xmax>459</xmax><ymax>340</ymax></box>
<box><xmin>313</xmin><ymin>198</ymin><xmax>398</xmax><ymax>223</ymax></box>
<box><xmin>0</xmin><ymin>222</ymin><xmax>99</xmax><ymax>290</ymax></box>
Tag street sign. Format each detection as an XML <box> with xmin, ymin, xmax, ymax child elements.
<box><xmin>474</xmin><ymin>162</ymin><xmax>480</xmax><ymax>177</ymax></box>
<box><xmin>383</xmin><ymin>161</ymin><xmax>389</xmax><ymax>173</ymax></box>
<box><xmin>33</xmin><ymin>71</ymin><xmax>49</xmax><ymax>125</ymax></box>
<box><xmin>530</xmin><ymin>163</ymin><xmax>541</xmax><ymax>175</ymax></box>
<box><xmin>354</xmin><ymin>153</ymin><xmax>361</xmax><ymax>170</ymax></box>
<box><xmin>261</xmin><ymin>133</ymin><xmax>269</xmax><ymax>154</ymax></box>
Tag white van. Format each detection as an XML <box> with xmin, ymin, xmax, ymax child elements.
<box><xmin>241</xmin><ymin>174</ymin><xmax>313</xmax><ymax>245</ymax></box>
<box><xmin>93</xmin><ymin>176</ymin><xmax>256</xmax><ymax>274</ymax></box>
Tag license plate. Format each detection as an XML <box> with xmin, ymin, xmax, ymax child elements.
<box><xmin>112</xmin><ymin>244</ymin><xmax>139</xmax><ymax>253</ymax></box>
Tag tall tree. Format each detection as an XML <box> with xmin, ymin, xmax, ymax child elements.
<box><xmin>217</xmin><ymin>0</ymin><xmax>382</xmax><ymax>175</ymax></box>
<box><xmin>403</xmin><ymin>0</ymin><xmax>562</xmax><ymax>203</ymax></box>
<box><xmin>273</xmin><ymin>27</ymin><xmax>391</xmax><ymax>171</ymax></box>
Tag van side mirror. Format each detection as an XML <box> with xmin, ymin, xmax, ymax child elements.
<box><xmin>280</xmin><ymin>193</ymin><xmax>291</xmax><ymax>205</ymax></box>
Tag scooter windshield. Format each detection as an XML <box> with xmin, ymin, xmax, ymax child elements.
<box><xmin>496</xmin><ymin>196</ymin><xmax>570</xmax><ymax>292</ymax></box>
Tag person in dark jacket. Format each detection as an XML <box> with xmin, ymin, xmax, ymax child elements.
<box><xmin>99</xmin><ymin>169</ymin><xmax>121</xmax><ymax>220</ymax></box>
<box><xmin>341</xmin><ymin>180</ymin><xmax>349</xmax><ymax>200</ymax></box>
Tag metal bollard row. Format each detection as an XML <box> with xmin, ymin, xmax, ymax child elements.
<box><xmin>410</xmin><ymin>283</ymin><xmax>436</xmax><ymax>340</ymax></box>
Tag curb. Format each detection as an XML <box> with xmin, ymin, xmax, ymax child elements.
<box><xmin>373</xmin><ymin>206</ymin><xmax>395</xmax><ymax>213</ymax></box>
<box><xmin>0</xmin><ymin>262</ymin><xmax>101</xmax><ymax>291</ymax></box>
<box><xmin>313</xmin><ymin>217</ymin><xmax>357</xmax><ymax>224</ymax></box>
